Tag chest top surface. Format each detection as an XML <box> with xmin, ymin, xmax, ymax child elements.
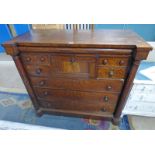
<box><xmin>3</xmin><ymin>29</ymin><xmax>152</xmax><ymax>50</ymax></box>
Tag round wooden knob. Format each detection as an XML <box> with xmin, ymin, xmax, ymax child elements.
<box><xmin>119</xmin><ymin>60</ymin><xmax>125</xmax><ymax>65</ymax></box>
<box><xmin>101</xmin><ymin>108</ymin><xmax>106</xmax><ymax>112</ymax></box>
<box><xmin>40</xmin><ymin>57</ymin><xmax>45</xmax><ymax>62</ymax></box>
<box><xmin>39</xmin><ymin>80</ymin><xmax>45</xmax><ymax>86</ymax></box>
<box><xmin>109</xmin><ymin>70</ymin><xmax>114</xmax><ymax>77</ymax></box>
<box><xmin>102</xmin><ymin>59</ymin><xmax>108</xmax><ymax>65</ymax></box>
<box><xmin>44</xmin><ymin>91</ymin><xmax>49</xmax><ymax>96</ymax></box>
<box><xmin>70</xmin><ymin>57</ymin><xmax>75</xmax><ymax>63</ymax></box>
<box><xmin>26</xmin><ymin>57</ymin><xmax>31</xmax><ymax>62</ymax></box>
<box><xmin>36</xmin><ymin>68</ymin><xmax>42</xmax><ymax>74</ymax></box>
<box><xmin>47</xmin><ymin>103</ymin><xmax>51</xmax><ymax>107</ymax></box>
<box><xmin>103</xmin><ymin>96</ymin><xmax>109</xmax><ymax>102</ymax></box>
<box><xmin>106</xmin><ymin>85</ymin><xmax>112</xmax><ymax>91</ymax></box>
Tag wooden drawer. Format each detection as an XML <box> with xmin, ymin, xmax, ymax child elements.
<box><xmin>34</xmin><ymin>88</ymin><xmax>120</xmax><ymax>113</ymax></box>
<box><xmin>30</xmin><ymin>77</ymin><xmax>124</xmax><ymax>93</ymax></box>
<box><xmin>97</xmin><ymin>66</ymin><xmax>128</xmax><ymax>79</ymax></box>
<box><xmin>98</xmin><ymin>56</ymin><xmax>131</xmax><ymax>67</ymax></box>
<box><xmin>21</xmin><ymin>53</ymin><xmax>50</xmax><ymax>65</ymax></box>
<box><xmin>51</xmin><ymin>54</ymin><xmax>96</xmax><ymax>79</ymax></box>
<box><xmin>38</xmin><ymin>100</ymin><xmax>115</xmax><ymax>113</ymax></box>
<box><xmin>25</xmin><ymin>65</ymin><xmax>50</xmax><ymax>77</ymax></box>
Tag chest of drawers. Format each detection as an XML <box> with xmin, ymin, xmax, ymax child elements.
<box><xmin>2</xmin><ymin>29</ymin><xmax>152</xmax><ymax>125</ymax></box>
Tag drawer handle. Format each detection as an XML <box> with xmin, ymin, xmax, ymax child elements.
<box><xmin>70</xmin><ymin>57</ymin><xmax>75</xmax><ymax>63</ymax></box>
<box><xmin>106</xmin><ymin>85</ymin><xmax>112</xmax><ymax>91</ymax></box>
<box><xmin>102</xmin><ymin>59</ymin><xmax>108</xmax><ymax>65</ymax></box>
<box><xmin>39</xmin><ymin>80</ymin><xmax>45</xmax><ymax>86</ymax></box>
<box><xmin>103</xmin><ymin>96</ymin><xmax>109</xmax><ymax>102</ymax></box>
<box><xmin>36</xmin><ymin>68</ymin><xmax>42</xmax><ymax>74</ymax></box>
<box><xmin>40</xmin><ymin>57</ymin><xmax>45</xmax><ymax>62</ymax></box>
<box><xmin>47</xmin><ymin>103</ymin><xmax>51</xmax><ymax>107</ymax></box>
<box><xmin>108</xmin><ymin>70</ymin><xmax>114</xmax><ymax>77</ymax></box>
<box><xmin>119</xmin><ymin>60</ymin><xmax>125</xmax><ymax>65</ymax></box>
<box><xmin>44</xmin><ymin>91</ymin><xmax>49</xmax><ymax>96</ymax></box>
<box><xmin>101</xmin><ymin>108</ymin><xmax>106</xmax><ymax>112</ymax></box>
<box><xmin>26</xmin><ymin>57</ymin><xmax>31</xmax><ymax>62</ymax></box>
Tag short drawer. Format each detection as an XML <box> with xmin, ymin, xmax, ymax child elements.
<box><xmin>98</xmin><ymin>56</ymin><xmax>131</xmax><ymax>67</ymax></box>
<box><xmin>34</xmin><ymin>88</ymin><xmax>120</xmax><ymax>113</ymax></box>
<box><xmin>21</xmin><ymin>53</ymin><xmax>50</xmax><ymax>65</ymax></box>
<box><xmin>30</xmin><ymin>77</ymin><xmax>124</xmax><ymax>93</ymax></box>
<box><xmin>97</xmin><ymin>66</ymin><xmax>128</xmax><ymax>79</ymax></box>
<box><xmin>25</xmin><ymin>65</ymin><xmax>50</xmax><ymax>77</ymax></box>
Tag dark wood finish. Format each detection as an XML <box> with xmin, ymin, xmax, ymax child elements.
<box><xmin>30</xmin><ymin>77</ymin><xmax>124</xmax><ymax>93</ymax></box>
<box><xmin>98</xmin><ymin>56</ymin><xmax>131</xmax><ymax>67</ymax></box>
<box><xmin>97</xmin><ymin>66</ymin><xmax>128</xmax><ymax>79</ymax></box>
<box><xmin>2</xmin><ymin>29</ymin><xmax>152</xmax><ymax>126</ymax></box>
<box><xmin>12</xmin><ymin>55</ymin><xmax>39</xmax><ymax>111</ymax></box>
<box><xmin>34</xmin><ymin>88</ymin><xmax>119</xmax><ymax>113</ymax></box>
<box><xmin>21</xmin><ymin>53</ymin><xmax>50</xmax><ymax>65</ymax></box>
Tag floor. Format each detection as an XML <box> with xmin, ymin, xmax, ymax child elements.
<box><xmin>128</xmin><ymin>115</ymin><xmax>155</xmax><ymax>130</ymax></box>
<box><xmin>0</xmin><ymin>52</ymin><xmax>155</xmax><ymax>130</ymax></box>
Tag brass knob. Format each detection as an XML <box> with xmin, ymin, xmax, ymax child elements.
<box><xmin>40</xmin><ymin>57</ymin><xmax>45</xmax><ymax>62</ymax></box>
<box><xmin>39</xmin><ymin>80</ymin><xmax>45</xmax><ymax>86</ymax></box>
<box><xmin>101</xmin><ymin>108</ymin><xmax>106</xmax><ymax>112</ymax></box>
<box><xmin>36</xmin><ymin>68</ymin><xmax>42</xmax><ymax>74</ymax></box>
<box><xmin>102</xmin><ymin>59</ymin><xmax>108</xmax><ymax>65</ymax></box>
<box><xmin>106</xmin><ymin>85</ymin><xmax>112</xmax><ymax>91</ymax></box>
<box><xmin>109</xmin><ymin>70</ymin><xmax>114</xmax><ymax>77</ymax></box>
<box><xmin>44</xmin><ymin>91</ymin><xmax>48</xmax><ymax>96</ymax></box>
<box><xmin>26</xmin><ymin>57</ymin><xmax>31</xmax><ymax>62</ymax></box>
<box><xmin>119</xmin><ymin>60</ymin><xmax>125</xmax><ymax>65</ymax></box>
<box><xmin>103</xmin><ymin>96</ymin><xmax>109</xmax><ymax>102</ymax></box>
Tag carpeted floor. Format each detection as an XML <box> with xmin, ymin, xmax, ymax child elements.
<box><xmin>0</xmin><ymin>91</ymin><xmax>130</xmax><ymax>130</ymax></box>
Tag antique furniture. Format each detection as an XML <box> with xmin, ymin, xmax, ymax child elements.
<box><xmin>2</xmin><ymin>29</ymin><xmax>152</xmax><ymax>125</ymax></box>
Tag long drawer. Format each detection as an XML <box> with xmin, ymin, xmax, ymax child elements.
<box><xmin>34</xmin><ymin>88</ymin><xmax>120</xmax><ymax>113</ymax></box>
<box><xmin>30</xmin><ymin>77</ymin><xmax>124</xmax><ymax>93</ymax></box>
<box><xmin>38</xmin><ymin>99</ymin><xmax>115</xmax><ymax>113</ymax></box>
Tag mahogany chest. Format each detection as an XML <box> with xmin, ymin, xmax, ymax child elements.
<box><xmin>2</xmin><ymin>29</ymin><xmax>152</xmax><ymax>125</ymax></box>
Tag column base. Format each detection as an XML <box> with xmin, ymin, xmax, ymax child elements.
<box><xmin>112</xmin><ymin>117</ymin><xmax>120</xmax><ymax>126</ymax></box>
<box><xmin>36</xmin><ymin>109</ymin><xmax>43</xmax><ymax>117</ymax></box>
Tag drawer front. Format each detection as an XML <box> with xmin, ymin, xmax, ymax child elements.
<box><xmin>30</xmin><ymin>77</ymin><xmax>124</xmax><ymax>93</ymax></box>
<box><xmin>34</xmin><ymin>88</ymin><xmax>120</xmax><ymax>113</ymax></box>
<box><xmin>51</xmin><ymin>54</ymin><xmax>96</xmax><ymax>79</ymax></box>
<box><xmin>97</xmin><ymin>66</ymin><xmax>128</xmax><ymax>79</ymax></box>
<box><xmin>38</xmin><ymin>100</ymin><xmax>115</xmax><ymax>113</ymax></box>
<box><xmin>25</xmin><ymin>65</ymin><xmax>50</xmax><ymax>77</ymax></box>
<box><xmin>98</xmin><ymin>56</ymin><xmax>131</xmax><ymax>67</ymax></box>
<box><xmin>21</xmin><ymin>53</ymin><xmax>50</xmax><ymax>65</ymax></box>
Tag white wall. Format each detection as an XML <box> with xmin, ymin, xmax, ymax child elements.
<box><xmin>147</xmin><ymin>42</ymin><xmax>155</xmax><ymax>61</ymax></box>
